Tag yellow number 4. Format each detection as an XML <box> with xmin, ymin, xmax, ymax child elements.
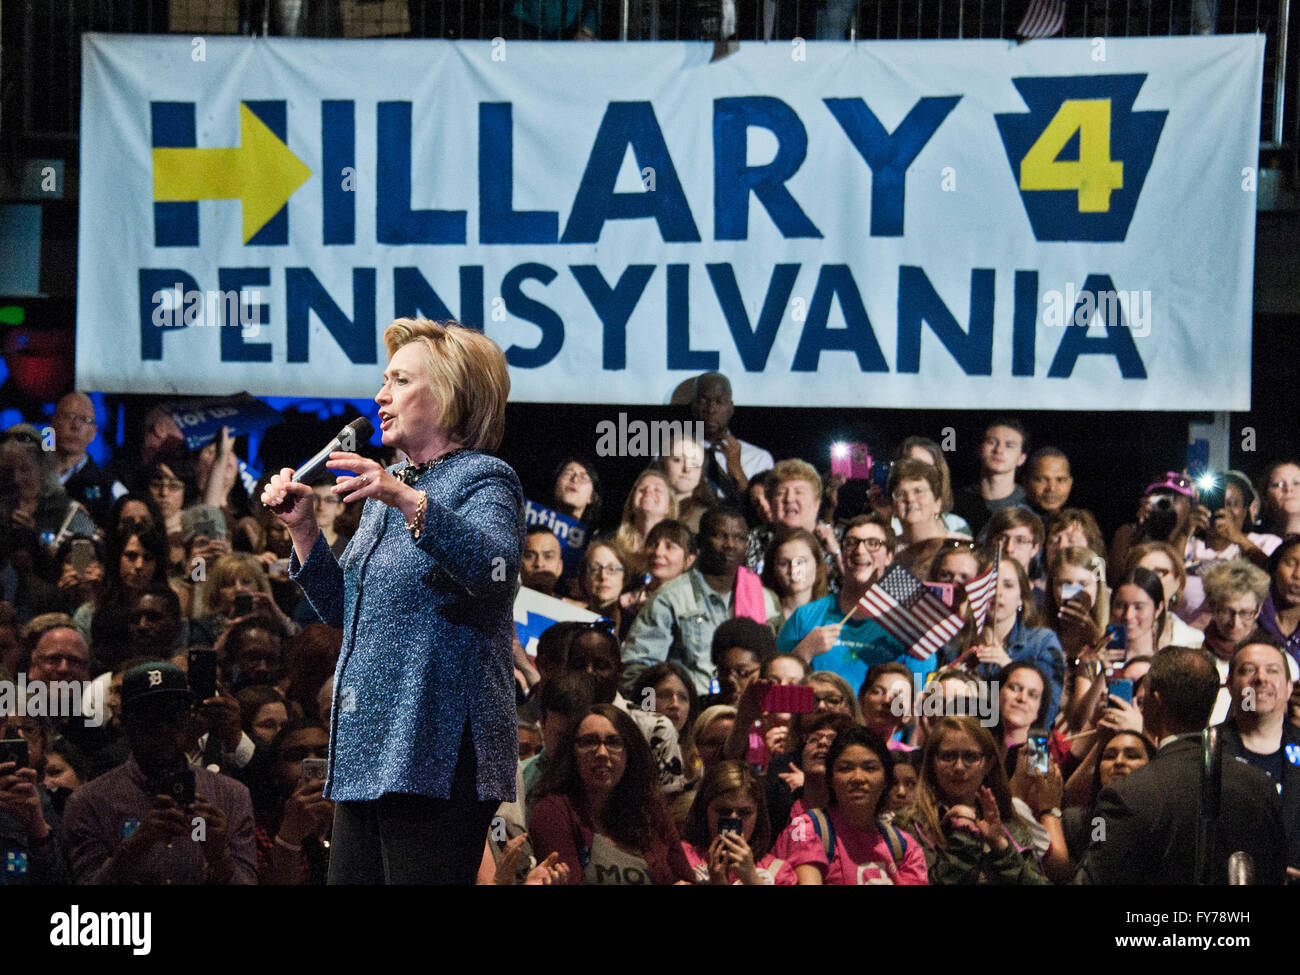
<box><xmin>1019</xmin><ymin>99</ymin><xmax>1123</xmax><ymax>213</ymax></box>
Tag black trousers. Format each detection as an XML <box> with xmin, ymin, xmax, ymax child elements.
<box><xmin>327</xmin><ymin>726</ymin><xmax>498</xmax><ymax>885</ymax></box>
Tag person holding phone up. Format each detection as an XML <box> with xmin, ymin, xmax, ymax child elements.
<box><xmin>58</xmin><ymin>661</ymin><xmax>256</xmax><ymax>884</ymax></box>
<box><xmin>681</xmin><ymin>760</ymin><xmax>794</xmax><ymax>884</ymax></box>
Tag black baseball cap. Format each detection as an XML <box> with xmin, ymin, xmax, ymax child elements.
<box><xmin>121</xmin><ymin>661</ymin><xmax>193</xmax><ymax>714</ymax></box>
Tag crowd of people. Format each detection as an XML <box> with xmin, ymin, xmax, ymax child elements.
<box><xmin>1</xmin><ymin>371</ymin><xmax>1298</xmax><ymax>884</ymax></box>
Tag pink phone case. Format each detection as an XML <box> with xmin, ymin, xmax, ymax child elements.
<box><xmin>764</xmin><ymin>684</ymin><xmax>814</xmax><ymax>714</ymax></box>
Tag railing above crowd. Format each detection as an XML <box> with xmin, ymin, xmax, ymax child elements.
<box><xmin>10</xmin><ymin>0</ymin><xmax>1296</xmax><ymax>156</ymax></box>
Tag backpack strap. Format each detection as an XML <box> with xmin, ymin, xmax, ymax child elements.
<box><xmin>806</xmin><ymin>808</ymin><xmax>836</xmax><ymax>861</ymax></box>
<box><xmin>875</xmin><ymin>818</ymin><xmax>907</xmax><ymax>865</ymax></box>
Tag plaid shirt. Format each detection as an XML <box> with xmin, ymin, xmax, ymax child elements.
<box><xmin>59</xmin><ymin>756</ymin><xmax>256</xmax><ymax>885</ymax></box>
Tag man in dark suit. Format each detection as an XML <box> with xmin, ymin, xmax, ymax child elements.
<box><xmin>1074</xmin><ymin>645</ymin><xmax>1287</xmax><ymax>884</ymax></box>
<box><xmin>1216</xmin><ymin>635</ymin><xmax>1300</xmax><ymax>880</ymax></box>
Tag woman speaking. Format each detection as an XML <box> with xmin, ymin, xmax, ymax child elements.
<box><xmin>261</xmin><ymin>318</ymin><xmax>524</xmax><ymax>884</ymax></box>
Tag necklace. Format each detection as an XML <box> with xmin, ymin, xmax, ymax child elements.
<box><xmin>396</xmin><ymin>447</ymin><xmax>471</xmax><ymax>485</ymax></box>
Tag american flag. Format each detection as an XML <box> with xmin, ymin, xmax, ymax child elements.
<box><xmin>1016</xmin><ymin>0</ymin><xmax>1065</xmax><ymax>38</ymax></box>
<box><xmin>856</xmin><ymin>564</ymin><xmax>966</xmax><ymax>660</ymax></box>
<box><xmin>964</xmin><ymin>552</ymin><xmax>1000</xmax><ymax>631</ymax></box>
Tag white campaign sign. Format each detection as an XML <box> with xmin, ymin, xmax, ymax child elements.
<box><xmin>77</xmin><ymin>34</ymin><xmax>1261</xmax><ymax>408</ymax></box>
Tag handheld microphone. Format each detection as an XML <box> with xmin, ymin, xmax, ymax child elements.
<box><xmin>291</xmin><ymin>417</ymin><xmax>375</xmax><ymax>484</ymax></box>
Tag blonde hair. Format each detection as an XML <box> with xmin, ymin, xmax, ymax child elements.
<box><xmin>206</xmin><ymin>552</ymin><xmax>272</xmax><ymax>615</ymax></box>
<box><xmin>900</xmin><ymin>716</ymin><xmax>1013</xmax><ymax>852</ymax></box>
<box><xmin>685</xmin><ymin>704</ymin><xmax>738</xmax><ymax>780</ymax></box>
<box><xmin>383</xmin><ymin>318</ymin><xmax>510</xmax><ymax>451</ymax></box>
<box><xmin>1201</xmin><ymin>558</ymin><xmax>1270</xmax><ymax>609</ymax></box>
<box><xmin>1046</xmin><ymin>546</ymin><xmax>1110</xmax><ymax>631</ymax></box>
<box><xmin>770</xmin><ymin>458</ymin><xmax>822</xmax><ymax>500</ymax></box>
<box><xmin>614</xmin><ymin>469</ymin><xmax>679</xmax><ymax>561</ymax></box>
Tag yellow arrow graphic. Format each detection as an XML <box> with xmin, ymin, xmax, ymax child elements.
<box><xmin>153</xmin><ymin>103</ymin><xmax>313</xmax><ymax>244</ymax></box>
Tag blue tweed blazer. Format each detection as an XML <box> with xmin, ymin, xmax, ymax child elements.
<box><xmin>290</xmin><ymin>450</ymin><xmax>524</xmax><ymax>802</ymax></box>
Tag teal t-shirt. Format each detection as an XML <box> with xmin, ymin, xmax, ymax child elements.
<box><xmin>776</xmin><ymin>594</ymin><xmax>935</xmax><ymax>695</ymax></box>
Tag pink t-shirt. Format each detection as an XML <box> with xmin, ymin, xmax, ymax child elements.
<box><xmin>773</xmin><ymin>809</ymin><xmax>929</xmax><ymax>885</ymax></box>
<box><xmin>682</xmin><ymin>842</ymin><xmax>797</xmax><ymax>885</ymax></box>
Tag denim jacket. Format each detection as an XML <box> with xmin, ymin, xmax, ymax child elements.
<box><xmin>291</xmin><ymin>451</ymin><xmax>524</xmax><ymax>803</ymax></box>
<box><xmin>620</xmin><ymin>568</ymin><xmax>778</xmax><ymax>697</ymax></box>
<box><xmin>984</xmin><ymin>620</ymin><xmax>1065</xmax><ymax>727</ymax></box>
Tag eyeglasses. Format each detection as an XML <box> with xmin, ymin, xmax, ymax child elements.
<box><xmin>575</xmin><ymin>734</ymin><xmax>625</xmax><ymax>754</ymax></box>
<box><xmin>56</xmin><ymin>413</ymin><xmax>96</xmax><ymax>427</ymax></box>
<box><xmin>313</xmin><ymin>494</ymin><xmax>343</xmax><ymax>507</ymax></box>
<box><xmin>843</xmin><ymin>536</ymin><xmax>886</xmax><ymax>551</ymax></box>
<box><xmin>561</xmin><ymin>469</ymin><xmax>592</xmax><ymax>484</ymax></box>
<box><xmin>281</xmin><ymin>746</ymin><xmax>328</xmax><ymax>763</ymax></box>
<box><xmin>719</xmin><ymin>665</ymin><xmax>760</xmax><ymax>681</ymax></box>
<box><xmin>892</xmin><ymin>487</ymin><xmax>934</xmax><ymax>502</ymax></box>
<box><xmin>33</xmin><ymin>653</ymin><xmax>90</xmax><ymax>669</ymax></box>
<box><xmin>805</xmin><ymin>732</ymin><xmax>837</xmax><ymax>748</ymax></box>
<box><xmin>1213</xmin><ymin>607</ymin><xmax>1259</xmax><ymax>622</ymax></box>
<box><xmin>813</xmin><ymin>692</ymin><xmax>845</xmax><ymax>707</ymax></box>
<box><xmin>936</xmin><ymin>750</ymin><xmax>985</xmax><ymax>767</ymax></box>
<box><xmin>586</xmin><ymin>563</ymin><xmax>624</xmax><ymax>578</ymax></box>
<box><xmin>1000</xmin><ymin>534</ymin><xmax>1036</xmax><ymax>549</ymax></box>
<box><xmin>655</xmin><ymin>688</ymin><xmax>691</xmax><ymax>705</ymax></box>
<box><xmin>149</xmin><ymin>478</ymin><xmax>184</xmax><ymax>492</ymax></box>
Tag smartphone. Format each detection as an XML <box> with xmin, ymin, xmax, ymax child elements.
<box><xmin>871</xmin><ymin>460</ymin><xmax>892</xmax><ymax>489</ymax></box>
<box><xmin>70</xmin><ymin>538</ymin><xmax>96</xmax><ymax>572</ymax></box>
<box><xmin>233</xmin><ymin>593</ymin><xmax>254</xmax><ymax>617</ymax></box>
<box><xmin>1108</xmin><ymin>678</ymin><xmax>1134</xmax><ymax>706</ymax></box>
<box><xmin>830</xmin><ymin>442</ymin><xmax>873</xmax><ymax>481</ymax></box>
<box><xmin>925</xmin><ymin>582</ymin><xmax>956</xmax><ymax>607</ymax></box>
<box><xmin>154</xmin><ymin>769</ymin><xmax>196</xmax><ymax>808</ymax></box>
<box><xmin>717</xmin><ymin>816</ymin><xmax>743</xmax><ymax>836</ymax></box>
<box><xmin>300</xmin><ymin>758</ymin><xmax>328</xmax><ymax>781</ymax></box>
<box><xmin>763</xmin><ymin>684</ymin><xmax>815</xmax><ymax>714</ymax></box>
<box><xmin>1026</xmin><ymin>729</ymin><xmax>1050</xmax><ymax>774</ymax></box>
<box><xmin>1105</xmin><ymin>623</ymin><xmax>1127</xmax><ymax>652</ymax></box>
<box><xmin>1059</xmin><ymin>582</ymin><xmax>1084</xmax><ymax>601</ymax></box>
<box><xmin>182</xmin><ymin>504</ymin><xmax>227</xmax><ymax>542</ymax></box>
<box><xmin>1196</xmin><ymin>473</ymin><xmax>1227</xmax><ymax>514</ymax></box>
<box><xmin>188</xmin><ymin>648</ymin><xmax>218</xmax><ymax>701</ymax></box>
<box><xmin>0</xmin><ymin>738</ymin><xmax>30</xmax><ymax>770</ymax></box>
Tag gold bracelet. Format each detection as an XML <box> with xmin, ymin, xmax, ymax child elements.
<box><xmin>405</xmin><ymin>490</ymin><xmax>428</xmax><ymax>540</ymax></box>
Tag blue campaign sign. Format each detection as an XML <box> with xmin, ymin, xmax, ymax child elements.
<box><xmin>514</xmin><ymin>586</ymin><xmax>603</xmax><ymax>658</ymax></box>
<box><xmin>159</xmin><ymin>393</ymin><xmax>284</xmax><ymax>450</ymax></box>
<box><xmin>77</xmin><ymin>35</ymin><xmax>1261</xmax><ymax>410</ymax></box>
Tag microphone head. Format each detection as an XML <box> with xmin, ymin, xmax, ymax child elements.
<box><xmin>346</xmin><ymin>416</ymin><xmax>374</xmax><ymax>440</ymax></box>
<box><xmin>337</xmin><ymin>417</ymin><xmax>374</xmax><ymax>450</ymax></box>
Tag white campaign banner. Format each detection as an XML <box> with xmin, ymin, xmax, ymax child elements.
<box><xmin>77</xmin><ymin>34</ymin><xmax>1261</xmax><ymax>409</ymax></box>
